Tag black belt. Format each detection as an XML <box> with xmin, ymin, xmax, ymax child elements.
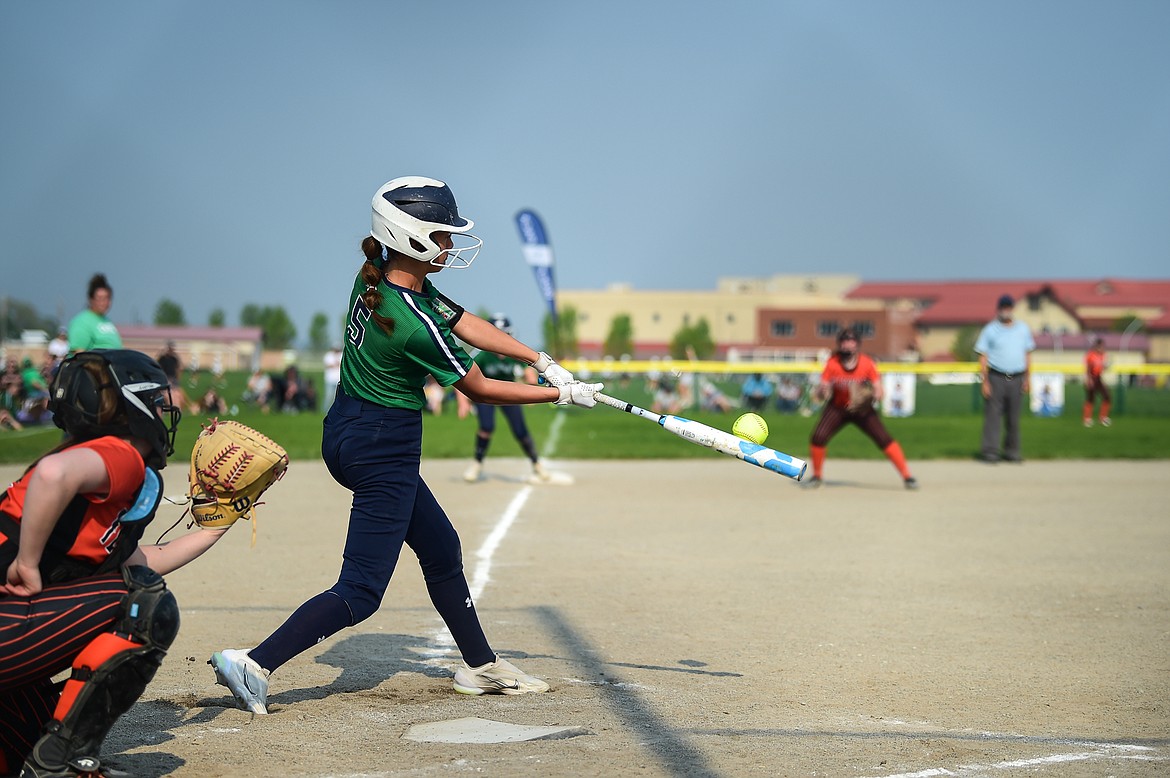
<box><xmin>989</xmin><ymin>368</ymin><xmax>1024</xmax><ymax>380</ymax></box>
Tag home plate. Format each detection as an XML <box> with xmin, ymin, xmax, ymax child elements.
<box><xmin>402</xmin><ymin>717</ymin><xmax>590</xmax><ymax>743</ymax></box>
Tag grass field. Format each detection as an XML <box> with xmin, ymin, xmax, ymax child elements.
<box><xmin>2</xmin><ymin>370</ymin><xmax>1168</xmax><ymax>465</ymax></box>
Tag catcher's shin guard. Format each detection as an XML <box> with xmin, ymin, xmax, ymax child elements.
<box><xmin>23</xmin><ymin>566</ymin><xmax>179</xmax><ymax>775</ymax></box>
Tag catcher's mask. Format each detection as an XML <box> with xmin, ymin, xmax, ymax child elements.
<box><xmin>371</xmin><ymin>176</ymin><xmax>482</xmax><ymax>268</ymax></box>
<box><xmin>51</xmin><ymin>349</ymin><xmax>181</xmax><ymax>469</ymax></box>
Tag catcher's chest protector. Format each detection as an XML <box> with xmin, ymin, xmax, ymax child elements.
<box><xmin>0</xmin><ymin>468</ymin><xmax>163</xmax><ymax>583</ymax></box>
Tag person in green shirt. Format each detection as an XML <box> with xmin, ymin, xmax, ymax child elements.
<box><xmin>461</xmin><ymin>314</ymin><xmax>562</xmax><ymax>484</ymax></box>
<box><xmin>210</xmin><ymin>177</ymin><xmax>602</xmax><ymax>715</ymax></box>
<box><xmin>67</xmin><ymin>273</ymin><xmax>123</xmax><ymax>352</ymax></box>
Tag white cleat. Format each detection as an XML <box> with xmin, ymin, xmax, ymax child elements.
<box><xmin>210</xmin><ymin>649</ymin><xmax>270</xmax><ymax>714</ymax></box>
<box><xmin>463</xmin><ymin>461</ymin><xmax>483</xmax><ymax>483</ymax></box>
<box><xmin>453</xmin><ymin>655</ymin><xmax>550</xmax><ymax>696</ymax></box>
<box><xmin>527</xmin><ymin>462</ymin><xmax>574</xmax><ymax>485</ymax></box>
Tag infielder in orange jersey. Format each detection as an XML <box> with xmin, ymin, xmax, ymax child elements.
<box><xmin>805</xmin><ymin>329</ymin><xmax>917</xmax><ymax>490</ymax></box>
<box><xmin>1083</xmin><ymin>336</ymin><xmax>1111</xmax><ymax>427</ymax></box>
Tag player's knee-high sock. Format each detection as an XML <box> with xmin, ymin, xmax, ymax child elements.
<box><xmin>1100</xmin><ymin>400</ymin><xmax>1111</xmax><ymax>421</ymax></box>
<box><xmin>250</xmin><ymin>591</ymin><xmax>353</xmax><ymax>673</ymax></box>
<box><xmin>1083</xmin><ymin>400</ymin><xmax>1093</xmax><ymax>422</ymax></box>
<box><xmin>474</xmin><ymin>433</ymin><xmax>490</xmax><ymax>462</ymax></box>
<box><xmin>427</xmin><ymin>574</ymin><xmax>493</xmax><ymax>667</ymax></box>
<box><xmin>882</xmin><ymin>442</ymin><xmax>911</xmax><ymax>479</ymax></box>
<box><xmin>810</xmin><ymin>445</ymin><xmax>826</xmax><ymax>478</ymax></box>
<box><xmin>518</xmin><ymin>435</ymin><xmax>539</xmax><ymax>463</ymax></box>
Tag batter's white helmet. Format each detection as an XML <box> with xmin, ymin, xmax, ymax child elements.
<box><xmin>371</xmin><ymin>176</ymin><xmax>482</xmax><ymax>268</ymax></box>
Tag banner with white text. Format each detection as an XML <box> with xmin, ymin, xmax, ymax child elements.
<box><xmin>515</xmin><ymin>209</ymin><xmax>558</xmax><ymax>323</ymax></box>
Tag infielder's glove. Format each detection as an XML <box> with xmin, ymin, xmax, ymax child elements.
<box><xmin>189</xmin><ymin>419</ymin><xmax>289</xmax><ymax>530</ymax></box>
<box><xmin>846</xmin><ymin>381</ymin><xmax>876</xmax><ymax>413</ymax></box>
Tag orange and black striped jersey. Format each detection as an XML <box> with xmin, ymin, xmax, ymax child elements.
<box><xmin>820</xmin><ymin>354</ymin><xmax>880</xmax><ymax>408</ymax></box>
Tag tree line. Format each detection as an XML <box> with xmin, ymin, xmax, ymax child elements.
<box><xmin>0</xmin><ymin>295</ymin><xmax>340</xmax><ymax>353</ymax></box>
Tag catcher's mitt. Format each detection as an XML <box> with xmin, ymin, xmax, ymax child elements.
<box><xmin>846</xmin><ymin>380</ymin><xmax>876</xmax><ymax>413</ymax></box>
<box><xmin>189</xmin><ymin>419</ymin><xmax>288</xmax><ymax>531</ymax></box>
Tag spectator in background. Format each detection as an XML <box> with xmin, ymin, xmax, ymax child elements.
<box><xmin>323</xmin><ymin>344</ymin><xmax>343</xmax><ymax>411</ymax></box>
<box><xmin>199</xmin><ymin>387</ymin><xmax>228</xmax><ymax>416</ymax></box>
<box><xmin>243</xmin><ymin>368</ymin><xmax>273</xmax><ymax>413</ymax></box>
<box><xmin>423</xmin><ymin>374</ymin><xmax>446</xmax><ymax>415</ymax></box>
<box><xmin>279</xmin><ymin>365</ymin><xmax>315</xmax><ymax>413</ymax></box>
<box><xmin>975</xmin><ymin>294</ymin><xmax>1035</xmax><ymax>463</ymax></box>
<box><xmin>1083</xmin><ymin>336</ymin><xmax>1111</xmax><ymax>428</ymax></box>
<box><xmin>157</xmin><ymin>341</ymin><xmax>193</xmax><ymax>413</ymax></box>
<box><xmin>1</xmin><ymin>362</ymin><xmax>22</xmax><ymax>417</ymax></box>
<box><xmin>775</xmin><ymin>376</ymin><xmax>803</xmax><ymax>414</ymax></box>
<box><xmin>19</xmin><ymin>357</ymin><xmax>49</xmax><ymax>404</ymax></box>
<box><xmin>67</xmin><ymin>273</ymin><xmax>123</xmax><ymax>352</ymax></box>
<box><xmin>47</xmin><ymin>327</ymin><xmax>70</xmax><ymax>375</ymax></box>
<box><xmin>0</xmin><ymin>407</ymin><xmax>21</xmax><ymax>431</ymax></box>
<box><xmin>698</xmin><ymin>377</ymin><xmax>734</xmax><ymax>413</ymax></box>
<box><xmin>652</xmin><ymin>375</ymin><xmax>683</xmax><ymax>414</ymax></box>
<box><xmin>741</xmin><ymin>373</ymin><xmax>774</xmax><ymax>411</ymax></box>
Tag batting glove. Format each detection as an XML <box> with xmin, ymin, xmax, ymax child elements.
<box><xmin>555</xmin><ymin>381</ymin><xmax>604</xmax><ymax>408</ymax></box>
<box><xmin>531</xmin><ymin>352</ymin><xmax>574</xmax><ymax>387</ymax></box>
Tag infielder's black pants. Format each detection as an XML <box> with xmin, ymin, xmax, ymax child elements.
<box><xmin>981</xmin><ymin>371</ymin><xmax>1025</xmax><ymax>461</ymax></box>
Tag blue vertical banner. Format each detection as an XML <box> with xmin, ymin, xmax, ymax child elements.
<box><xmin>515</xmin><ymin>209</ymin><xmax>558</xmax><ymax>323</ymax></box>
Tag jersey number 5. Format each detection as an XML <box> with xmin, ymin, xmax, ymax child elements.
<box><xmin>347</xmin><ymin>298</ymin><xmax>372</xmax><ymax>349</ymax></box>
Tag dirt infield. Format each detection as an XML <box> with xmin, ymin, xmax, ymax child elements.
<box><xmin>4</xmin><ymin>459</ymin><xmax>1167</xmax><ymax>777</ymax></box>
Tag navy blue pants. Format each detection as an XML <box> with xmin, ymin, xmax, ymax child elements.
<box><xmin>249</xmin><ymin>389</ymin><xmax>492</xmax><ymax>672</ymax></box>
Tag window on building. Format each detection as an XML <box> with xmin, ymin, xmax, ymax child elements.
<box><xmin>817</xmin><ymin>320</ymin><xmax>840</xmax><ymax>338</ymax></box>
<box><xmin>852</xmin><ymin>320</ymin><xmax>875</xmax><ymax>338</ymax></box>
<box><xmin>771</xmin><ymin>320</ymin><xmax>794</xmax><ymax>337</ymax></box>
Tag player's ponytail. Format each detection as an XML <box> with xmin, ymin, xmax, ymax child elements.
<box><xmin>360</xmin><ymin>237</ymin><xmax>395</xmax><ymax>336</ymax></box>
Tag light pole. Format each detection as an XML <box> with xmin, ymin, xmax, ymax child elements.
<box><xmin>1119</xmin><ymin>317</ymin><xmax>1143</xmax><ymax>353</ymax></box>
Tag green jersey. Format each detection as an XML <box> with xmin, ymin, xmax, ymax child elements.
<box><xmin>67</xmin><ymin>309</ymin><xmax>122</xmax><ymax>351</ymax></box>
<box><xmin>473</xmin><ymin>350</ymin><xmax>524</xmax><ymax>382</ymax></box>
<box><xmin>340</xmin><ymin>276</ymin><xmax>473</xmax><ymax>410</ymax></box>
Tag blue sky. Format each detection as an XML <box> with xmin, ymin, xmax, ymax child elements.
<box><xmin>2</xmin><ymin>1</ymin><xmax>1168</xmax><ymax>346</ymax></box>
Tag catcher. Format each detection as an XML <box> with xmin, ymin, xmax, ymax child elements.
<box><xmin>805</xmin><ymin>328</ymin><xmax>918</xmax><ymax>490</ymax></box>
<box><xmin>0</xmin><ymin>350</ymin><xmax>285</xmax><ymax>777</ymax></box>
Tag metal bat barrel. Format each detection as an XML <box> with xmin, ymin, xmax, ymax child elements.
<box><xmin>659</xmin><ymin>415</ymin><xmax>807</xmax><ymax>480</ymax></box>
<box><xmin>593</xmin><ymin>392</ymin><xmax>806</xmax><ymax>481</ymax></box>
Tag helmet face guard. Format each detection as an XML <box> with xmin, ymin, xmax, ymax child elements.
<box><xmin>371</xmin><ymin>176</ymin><xmax>482</xmax><ymax>268</ymax></box>
<box><xmin>50</xmin><ymin>350</ymin><xmax>181</xmax><ymax>468</ymax></box>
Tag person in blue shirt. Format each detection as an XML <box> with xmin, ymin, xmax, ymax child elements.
<box><xmin>974</xmin><ymin>294</ymin><xmax>1035</xmax><ymax>463</ymax></box>
<box><xmin>740</xmin><ymin>373</ymin><xmax>774</xmax><ymax>411</ymax></box>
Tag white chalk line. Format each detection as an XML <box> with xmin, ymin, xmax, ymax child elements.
<box><xmin>541</xmin><ymin>409</ymin><xmax>566</xmax><ymax>458</ymax></box>
<box><xmin>864</xmin><ymin>741</ymin><xmax>1157</xmax><ymax>777</ymax></box>
<box><xmin>425</xmin><ymin>410</ymin><xmax>564</xmax><ymax>657</ymax></box>
<box><xmin>428</xmin><ymin>485</ymin><xmax>533</xmax><ymax>652</ymax></box>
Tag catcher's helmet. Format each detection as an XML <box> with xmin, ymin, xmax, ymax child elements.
<box><xmin>837</xmin><ymin>327</ymin><xmax>860</xmax><ymax>345</ymax></box>
<box><xmin>489</xmin><ymin>313</ymin><xmax>513</xmax><ymax>334</ymax></box>
<box><xmin>50</xmin><ymin>349</ymin><xmax>181</xmax><ymax>469</ymax></box>
<box><xmin>371</xmin><ymin>176</ymin><xmax>482</xmax><ymax>268</ymax></box>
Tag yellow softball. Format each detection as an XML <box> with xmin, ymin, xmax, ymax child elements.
<box><xmin>732</xmin><ymin>412</ymin><xmax>769</xmax><ymax>445</ymax></box>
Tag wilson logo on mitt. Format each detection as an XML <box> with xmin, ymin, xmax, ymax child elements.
<box><xmin>189</xmin><ymin>419</ymin><xmax>289</xmax><ymax>533</ymax></box>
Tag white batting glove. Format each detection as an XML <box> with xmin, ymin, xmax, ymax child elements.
<box><xmin>555</xmin><ymin>381</ymin><xmax>604</xmax><ymax>408</ymax></box>
<box><xmin>531</xmin><ymin>351</ymin><xmax>574</xmax><ymax>387</ymax></box>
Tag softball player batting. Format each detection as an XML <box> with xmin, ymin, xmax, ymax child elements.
<box><xmin>210</xmin><ymin>177</ymin><xmax>602</xmax><ymax>714</ymax></box>
<box><xmin>1</xmin><ymin>350</ymin><xmax>235</xmax><ymax>777</ymax></box>
<box><xmin>805</xmin><ymin>329</ymin><xmax>918</xmax><ymax>490</ymax></box>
